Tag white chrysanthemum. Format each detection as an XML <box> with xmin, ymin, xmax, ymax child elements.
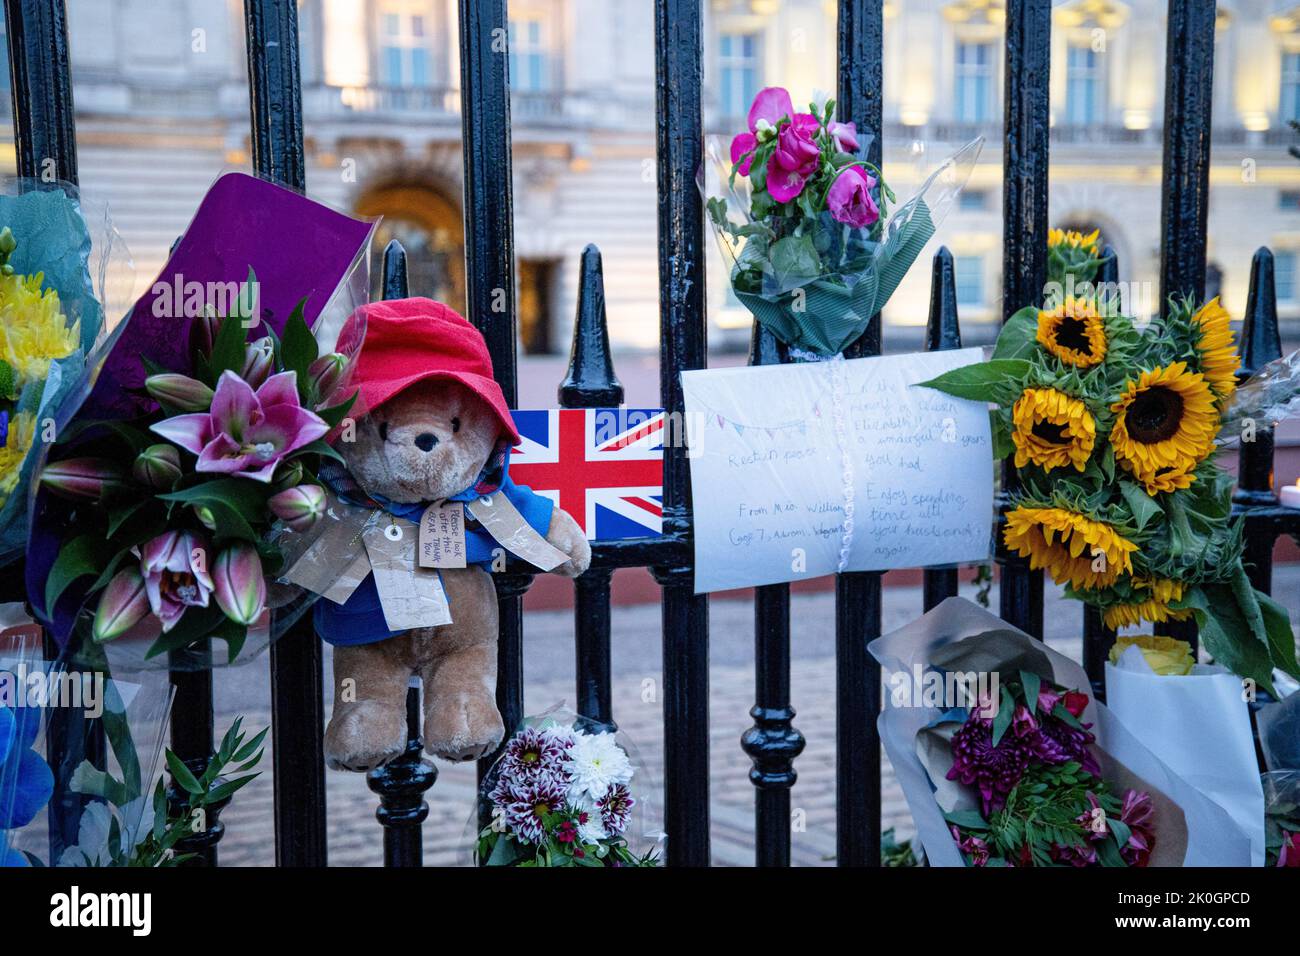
<box><xmin>565</xmin><ymin>731</ymin><xmax>634</xmax><ymax>802</ymax></box>
<box><xmin>572</xmin><ymin>794</ymin><xmax>609</xmax><ymax>845</ymax></box>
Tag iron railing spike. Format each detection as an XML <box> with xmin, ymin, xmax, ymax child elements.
<box><xmin>559</xmin><ymin>243</ymin><xmax>624</xmax><ymax>407</ymax></box>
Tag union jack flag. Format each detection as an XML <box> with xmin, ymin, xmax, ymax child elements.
<box><xmin>508</xmin><ymin>407</ymin><xmax>665</xmax><ymax>540</ymax></box>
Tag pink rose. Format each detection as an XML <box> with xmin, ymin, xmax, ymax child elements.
<box><xmin>828</xmin><ymin>119</ymin><xmax>860</xmax><ymax>153</ymax></box>
<box><xmin>766</xmin><ymin>119</ymin><xmax>821</xmax><ymax>203</ymax></box>
<box><xmin>826</xmin><ymin>165</ymin><xmax>879</xmax><ymax>228</ymax></box>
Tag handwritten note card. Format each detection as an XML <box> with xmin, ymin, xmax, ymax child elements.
<box><xmin>680</xmin><ymin>348</ymin><xmax>993</xmax><ymax>593</ymax></box>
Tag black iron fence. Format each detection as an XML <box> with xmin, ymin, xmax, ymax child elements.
<box><xmin>7</xmin><ymin>0</ymin><xmax>1291</xmax><ymax>868</ymax></box>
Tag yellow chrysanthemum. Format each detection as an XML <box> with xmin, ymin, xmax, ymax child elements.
<box><xmin>0</xmin><ymin>411</ymin><xmax>37</xmax><ymax>506</ymax></box>
<box><xmin>1037</xmin><ymin>298</ymin><xmax>1107</xmax><ymax>367</ymax></box>
<box><xmin>1012</xmin><ymin>387</ymin><xmax>1096</xmax><ymax>472</ymax></box>
<box><xmin>1047</xmin><ymin>228</ymin><xmax>1100</xmax><ymax>256</ymax></box>
<box><xmin>1101</xmin><ymin>578</ymin><xmax>1195</xmax><ymax>632</ymax></box>
<box><xmin>1003</xmin><ymin>505</ymin><xmax>1137</xmax><ymax>590</ymax></box>
<box><xmin>1107</xmin><ymin>633</ymin><xmax>1196</xmax><ymax>676</ymax></box>
<box><xmin>0</xmin><ymin>271</ymin><xmax>77</xmax><ymax>390</ymax></box>
<box><xmin>1189</xmin><ymin>297</ymin><xmax>1240</xmax><ymax>403</ymax></box>
<box><xmin>1109</xmin><ymin>362</ymin><xmax>1219</xmax><ymax>495</ymax></box>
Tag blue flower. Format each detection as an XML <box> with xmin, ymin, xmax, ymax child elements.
<box><xmin>0</xmin><ymin>699</ymin><xmax>55</xmax><ymax>867</ymax></box>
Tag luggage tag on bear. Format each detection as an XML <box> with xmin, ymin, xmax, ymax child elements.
<box><xmin>465</xmin><ymin>491</ymin><xmax>569</xmax><ymax>572</ymax></box>
<box><xmin>362</xmin><ymin>515</ymin><xmax>454</xmax><ymax>630</ymax></box>
<box><xmin>418</xmin><ymin>501</ymin><xmax>467</xmax><ymax>569</ymax></box>
<box><xmin>281</xmin><ymin>497</ymin><xmax>374</xmax><ymax>604</ymax></box>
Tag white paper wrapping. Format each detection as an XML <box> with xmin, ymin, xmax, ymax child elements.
<box><xmin>1105</xmin><ymin>649</ymin><xmax>1265</xmax><ymax>866</ymax></box>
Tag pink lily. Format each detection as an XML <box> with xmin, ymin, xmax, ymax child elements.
<box><xmin>151</xmin><ymin>370</ymin><xmax>329</xmax><ymax>483</ymax></box>
<box><xmin>139</xmin><ymin>530</ymin><xmax>214</xmax><ymax>633</ymax></box>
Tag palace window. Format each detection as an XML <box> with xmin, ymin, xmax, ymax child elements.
<box><xmin>719</xmin><ymin>33</ymin><xmax>761</xmax><ymax>119</ymax></box>
<box><xmin>954</xmin><ymin>41</ymin><xmax>995</xmax><ymax>123</ymax></box>
<box><xmin>1283</xmin><ymin>52</ymin><xmax>1300</xmax><ymax>123</ymax></box>
<box><xmin>1065</xmin><ymin>44</ymin><xmax>1103</xmax><ymax>125</ymax></box>
<box><xmin>955</xmin><ymin>255</ymin><xmax>985</xmax><ymax>307</ymax></box>
<box><xmin>1276</xmin><ymin>251</ymin><xmax>1298</xmax><ymax>302</ymax></box>
<box><xmin>509</xmin><ymin>16</ymin><xmax>552</xmax><ymax>92</ymax></box>
<box><xmin>378</xmin><ymin>7</ymin><xmax>433</xmax><ymax>87</ymax></box>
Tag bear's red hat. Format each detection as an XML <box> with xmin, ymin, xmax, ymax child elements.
<box><xmin>341</xmin><ymin>297</ymin><xmax>521</xmax><ymax>445</ymax></box>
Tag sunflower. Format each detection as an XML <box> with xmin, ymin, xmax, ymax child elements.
<box><xmin>1109</xmin><ymin>362</ymin><xmax>1218</xmax><ymax>495</ymax></box>
<box><xmin>1101</xmin><ymin>578</ymin><xmax>1195</xmax><ymax>631</ymax></box>
<box><xmin>1011</xmin><ymin>388</ymin><xmax>1096</xmax><ymax>472</ymax></box>
<box><xmin>1047</xmin><ymin>228</ymin><xmax>1100</xmax><ymax>256</ymax></box>
<box><xmin>1188</xmin><ymin>297</ymin><xmax>1240</xmax><ymax>403</ymax></box>
<box><xmin>1003</xmin><ymin>505</ymin><xmax>1137</xmax><ymax>590</ymax></box>
<box><xmin>1037</xmin><ymin>298</ymin><xmax>1106</xmax><ymax>367</ymax></box>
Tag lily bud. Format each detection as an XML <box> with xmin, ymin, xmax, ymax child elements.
<box><xmin>268</xmin><ymin>484</ymin><xmax>326</xmax><ymax>533</ymax></box>
<box><xmin>133</xmin><ymin>443</ymin><xmax>182</xmax><ymax>489</ymax></box>
<box><xmin>40</xmin><ymin>458</ymin><xmax>127</xmax><ymax>502</ymax></box>
<box><xmin>241</xmin><ymin>337</ymin><xmax>276</xmax><ymax>389</ymax></box>
<box><xmin>93</xmin><ymin>567</ymin><xmax>150</xmax><ymax>643</ymax></box>
<box><xmin>273</xmin><ymin>459</ymin><xmax>305</xmax><ymax>491</ymax></box>
<box><xmin>192</xmin><ymin>505</ymin><xmax>218</xmax><ymax>531</ymax></box>
<box><xmin>189</xmin><ymin>306</ymin><xmax>222</xmax><ymax>358</ymax></box>
<box><xmin>146</xmin><ymin>373</ymin><xmax>214</xmax><ymax>412</ymax></box>
<box><xmin>212</xmin><ymin>542</ymin><xmax>267</xmax><ymax>626</ymax></box>
<box><xmin>307</xmin><ymin>352</ymin><xmax>348</xmax><ymax>404</ymax></box>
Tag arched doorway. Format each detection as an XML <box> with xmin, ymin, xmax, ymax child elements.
<box><xmin>356</xmin><ymin>182</ymin><xmax>467</xmax><ymax>314</ymax></box>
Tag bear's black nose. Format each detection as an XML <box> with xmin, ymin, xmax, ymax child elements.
<box><xmin>414</xmin><ymin>432</ymin><xmax>438</xmax><ymax>452</ymax></box>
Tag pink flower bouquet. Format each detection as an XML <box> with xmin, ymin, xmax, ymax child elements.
<box><xmin>474</xmin><ymin>710</ymin><xmax>661</xmax><ymax>867</ymax></box>
<box><xmin>702</xmin><ymin>87</ymin><xmax>982</xmax><ymax>357</ymax></box>
<box><xmin>33</xmin><ymin>272</ymin><xmax>364</xmax><ymax>665</ymax></box>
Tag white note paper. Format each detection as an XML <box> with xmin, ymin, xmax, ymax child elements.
<box><xmin>681</xmin><ymin>349</ymin><xmax>993</xmax><ymax>593</ymax></box>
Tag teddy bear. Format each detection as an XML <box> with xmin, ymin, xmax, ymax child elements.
<box><xmin>315</xmin><ymin>298</ymin><xmax>590</xmax><ymax>771</ymax></box>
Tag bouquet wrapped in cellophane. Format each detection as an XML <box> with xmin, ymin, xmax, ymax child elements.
<box><xmin>701</xmin><ymin>86</ymin><xmax>981</xmax><ymax>358</ymax></box>
<box><xmin>25</xmin><ymin>172</ymin><xmax>374</xmax><ymax>671</ymax></box>
<box><xmin>32</xmin><ymin>273</ymin><xmax>365</xmax><ymax>667</ymax></box>
<box><xmin>870</xmin><ymin>598</ymin><xmax>1253</xmax><ymax>867</ymax></box>
<box><xmin>920</xmin><ymin>228</ymin><xmax>1300</xmax><ymax>694</ymax></box>
<box><xmin>0</xmin><ymin>181</ymin><xmax>133</xmax><ymax>565</ymax></box>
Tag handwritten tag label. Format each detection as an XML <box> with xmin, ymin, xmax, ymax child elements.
<box><xmin>280</xmin><ymin>500</ymin><xmax>375</xmax><ymax>601</ymax></box>
<box><xmin>466</xmin><ymin>491</ymin><xmax>569</xmax><ymax>571</ymax></box>
<box><xmin>362</xmin><ymin>517</ymin><xmax>453</xmax><ymax>630</ymax></box>
<box><xmin>419</xmin><ymin>501</ymin><xmax>467</xmax><ymax>569</ymax></box>
<box><xmin>680</xmin><ymin>349</ymin><xmax>993</xmax><ymax>593</ymax></box>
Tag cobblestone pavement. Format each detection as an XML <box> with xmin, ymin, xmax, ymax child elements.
<box><xmin>214</xmin><ymin>568</ymin><xmax>1300</xmax><ymax>867</ymax></box>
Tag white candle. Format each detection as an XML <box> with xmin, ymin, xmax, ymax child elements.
<box><xmin>1280</xmin><ymin>485</ymin><xmax>1300</xmax><ymax>509</ymax></box>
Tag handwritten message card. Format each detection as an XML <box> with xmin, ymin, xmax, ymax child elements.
<box><xmin>681</xmin><ymin>348</ymin><xmax>993</xmax><ymax>593</ymax></box>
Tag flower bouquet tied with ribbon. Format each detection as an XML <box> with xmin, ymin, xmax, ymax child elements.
<box><xmin>702</xmin><ymin>86</ymin><xmax>982</xmax><ymax>358</ymax></box>
<box><xmin>474</xmin><ymin>709</ymin><xmax>661</xmax><ymax>867</ymax></box>
<box><xmin>35</xmin><ymin>273</ymin><xmax>363</xmax><ymax>665</ymax></box>
<box><xmin>920</xmin><ymin>227</ymin><xmax>1300</xmax><ymax>694</ymax></box>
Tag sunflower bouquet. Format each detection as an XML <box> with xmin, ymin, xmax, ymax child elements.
<box><xmin>921</xmin><ymin>228</ymin><xmax>1300</xmax><ymax>694</ymax></box>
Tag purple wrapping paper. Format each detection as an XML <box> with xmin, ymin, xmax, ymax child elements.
<box><xmin>28</xmin><ymin>172</ymin><xmax>375</xmax><ymax>646</ymax></box>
